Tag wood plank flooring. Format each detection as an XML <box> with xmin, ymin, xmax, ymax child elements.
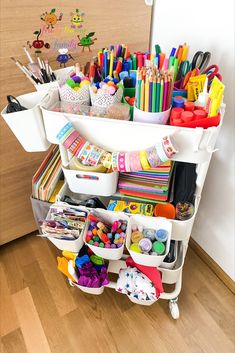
<box><xmin>0</xmin><ymin>234</ymin><xmax>234</xmax><ymax>353</ymax></box>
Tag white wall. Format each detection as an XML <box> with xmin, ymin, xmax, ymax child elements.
<box><xmin>150</xmin><ymin>0</ymin><xmax>235</xmax><ymax>280</ymax></box>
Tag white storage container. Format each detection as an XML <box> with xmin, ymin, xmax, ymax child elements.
<box><xmin>69</xmin><ymin>280</ymin><xmax>105</xmax><ymax>295</ymax></box>
<box><xmin>84</xmin><ymin>209</ymin><xmax>129</xmax><ymax>260</ymax></box>
<box><xmin>160</xmin><ymin>240</ymin><xmax>178</xmax><ymax>270</ymax></box>
<box><xmin>1</xmin><ymin>91</ymin><xmax>51</xmax><ymax>152</ymax></box>
<box><xmin>41</xmin><ymin>88</ymin><xmax>224</xmax><ymax>164</ymax></box>
<box><xmin>42</xmin><ymin>203</ymin><xmax>87</xmax><ymax>252</ymax></box>
<box><xmin>62</xmin><ymin>167</ymin><xmax>119</xmax><ymax>197</ymax></box>
<box><xmin>48</xmin><ymin>235</ymin><xmax>84</xmax><ymax>253</ymax></box>
<box><xmin>34</xmin><ymin>66</ymin><xmax>75</xmax><ymax>92</ymax></box>
<box><xmin>126</xmin><ymin>215</ymin><xmax>172</xmax><ymax>267</ymax></box>
<box><xmin>159</xmin><ymin>242</ymin><xmax>184</xmax><ymax>285</ymax></box>
<box><xmin>127</xmin><ymin>295</ymin><xmax>156</xmax><ymax>306</ymax></box>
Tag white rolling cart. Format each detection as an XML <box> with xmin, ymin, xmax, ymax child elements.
<box><xmin>1</xmin><ymin>86</ymin><xmax>225</xmax><ymax>320</ymax></box>
<box><xmin>39</xmin><ymin>91</ymin><xmax>225</xmax><ymax>319</ymax></box>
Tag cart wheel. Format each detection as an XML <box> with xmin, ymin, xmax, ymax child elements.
<box><xmin>169</xmin><ymin>298</ymin><xmax>180</xmax><ymax>320</ymax></box>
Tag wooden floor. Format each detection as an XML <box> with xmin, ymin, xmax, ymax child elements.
<box><xmin>0</xmin><ymin>235</ymin><xmax>234</xmax><ymax>353</ymax></box>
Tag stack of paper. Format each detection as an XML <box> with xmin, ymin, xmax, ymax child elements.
<box><xmin>32</xmin><ymin>146</ymin><xmax>63</xmax><ymax>202</ymax></box>
<box><xmin>118</xmin><ymin>161</ymin><xmax>174</xmax><ymax>203</ymax></box>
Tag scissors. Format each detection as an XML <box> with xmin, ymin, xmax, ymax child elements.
<box><xmin>178</xmin><ymin>51</ymin><xmax>211</xmax><ymax>88</ymax></box>
<box><xmin>202</xmin><ymin>64</ymin><xmax>222</xmax><ymax>86</ymax></box>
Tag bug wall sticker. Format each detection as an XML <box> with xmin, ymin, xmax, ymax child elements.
<box><xmin>77</xmin><ymin>32</ymin><xmax>97</xmax><ymax>52</ymax></box>
<box><xmin>40</xmin><ymin>9</ymin><xmax>63</xmax><ymax>29</ymax></box>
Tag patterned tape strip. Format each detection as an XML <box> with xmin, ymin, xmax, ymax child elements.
<box><xmin>129</xmin><ymin>151</ymin><xmax>143</xmax><ymax>172</ymax></box>
<box><xmin>139</xmin><ymin>150</ymin><xmax>151</xmax><ymax>170</ymax></box>
<box><xmin>117</xmin><ymin>152</ymin><xmax>127</xmax><ymax>172</ymax></box>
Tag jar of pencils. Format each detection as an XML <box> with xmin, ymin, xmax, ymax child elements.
<box><xmin>133</xmin><ymin>68</ymin><xmax>172</xmax><ymax>124</ymax></box>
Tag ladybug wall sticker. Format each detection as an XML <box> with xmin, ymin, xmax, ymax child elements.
<box><xmin>27</xmin><ymin>29</ymin><xmax>50</xmax><ymax>54</ymax></box>
<box><xmin>77</xmin><ymin>32</ymin><xmax>97</xmax><ymax>52</ymax></box>
<box><xmin>57</xmin><ymin>48</ymin><xmax>74</xmax><ymax>67</ymax></box>
<box><xmin>40</xmin><ymin>9</ymin><xmax>63</xmax><ymax>29</ymax></box>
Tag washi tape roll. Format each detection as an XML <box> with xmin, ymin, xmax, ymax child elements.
<box><xmin>129</xmin><ymin>151</ymin><xmax>143</xmax><ymax>172</ymax></box>
<box><xmin>112</xmin><ymin>152</ymin><xmax>119</xmax><ymax>171</ymax></box>
<box><xmin>60</xmin><ymin>126</ymin><xmax>75</xmax><ymax>145</ymax></box>
<box><xmin>162</xmin><ymin>136</ymin><xmax>178</xmax><ymax>159</ymax></box>
<box><xmin>117</xmin><ymin>152</ymin><xmax>127</xmax><ymax>172</ymax></box>
<box><xmin>100</xmin><ymin>151</ymin><xmax>113</xmax><ymax>169</ymax></box>
<box><xmin>73</xmin><ymin>137</ymin><xmax>87</xmax><ymax>156</ymax></box>
<box><xmin>70</xmin><ymin>157</ymin><xmax>107</xmax><ymax>172</ymax></box>
<box><xmin>155</xmin><ymin>141</ymin><xmax>169</xmax><ymax>163</ymax></box>
<box><xmin>86</xmin><ymin>146</ymin><xmax>105</xmax><ymax>166</ymax></box>
<box><xmin>56</xmin><ymin>122</ymin><xmax>73</xmax><ymax>141</ymax></box>
<box><xmin>139</xmin><ymin>150</ymin><xmax>151</xmax><ymax>170</ymax></box>
<box><xmin>124</xmin><ymin>152</ymin><xmax>131</xmax><ymax>172</ymax></box>
<box><xmin>63</xmin><ymin>130</ymin><xmax>80</xmax><ymax>149</ymax></box>
<box><xmin>146</xmin><ymin>146</ymin><xmax>161</xmax><ymax>168</ymax></box>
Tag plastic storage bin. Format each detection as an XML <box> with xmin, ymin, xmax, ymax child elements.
<box><xmin>42</xmin><ymin>203</ymin><xmax>87</xmax><ymax>252</ymax></box>
<box><xmin>126</xmin><ymin>214</ymin><xmax>172</xmax><ymax>267</ymax></box>
<box><xmin>41</xmin><ymin>88</ymin><xmax>224</xmax><ymax>164</ymax></box>
<box><xmin>160</xmin><ymin>241</ymin><xmax>178</xmax><ymax>269</ymax></box>
<box><xmin>1</xmin><ymin>91</ymin><xmax>51</xmax><ymax>152</ymax></box>
<box><xmin>69</xmin><ymin>279</ymin><xmax>105</xmax><ymax>295</ymax></box>
<box><xmin>84</xmin><ymin>209</ymin><xmax>129</xmax><ymax>260</ymax></box>
<box><xmin>159</xmin><ymin>242</ymin><xmax>184</xmax><ymax>285</ymax></box>
<box><xmin>62</xmin><ymin>167</ymin><xmax>119</xmax><ymax>197</ymax></box>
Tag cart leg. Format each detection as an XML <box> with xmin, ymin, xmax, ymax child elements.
<box><xmin>169</xmin><ymin>297</ymin><xmax>180</xmax><ymax>320</ymax></box>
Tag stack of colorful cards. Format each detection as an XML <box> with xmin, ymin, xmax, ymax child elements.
<box><xmin>118</xmin><ymin>161</ymin><xmax>174</xmax><ymax>203</ymax></box>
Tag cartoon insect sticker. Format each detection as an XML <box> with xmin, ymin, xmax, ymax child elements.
<box><xmin>77</xmin><ymin>32</ymin><xmax>97</xmax><ymax>52</ymax></box>
<box><xmin>70</xmin><ymin>9</ymin><xmax>85</xmax><ymax>29</ymax></box>
<box><xmin>57</xmin><ymin>48</ymin><xmax>74</xmax><ymax>67</ymax></box>
<box><xmin>40</xmin><ymin>9</ymin><xmax>63</xmax><ymax>29</ymax></box>
<box><xmin>27</xmin><ymin>29</ymin><xmax>50</xmax><ymax>54</ymax></box>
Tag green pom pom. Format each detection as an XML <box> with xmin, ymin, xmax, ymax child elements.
<box><xmin>88</xmin><ymin>240</ymin><xmax>94</xmax><ymax>245</ymax></box>
<box><xmin>99</xmin><ymin>242</ymin><xmax>104</xmax><ymax>248</ymax></box>
<box><xmin>74</xmin><ymin>83</ymin><xmax>80</xmax><ymax>88</ymax></box>
<box><xmin>66</xmin><ymin>79</ymin><xmax>75</xmax><ymax>88</ymax></box>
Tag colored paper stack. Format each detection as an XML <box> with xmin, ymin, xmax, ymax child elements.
<box><xmin>118</xmin><ymin>161</ymin><xmax>174</xmax><ymax>203</ymax></box>
<box><xmin>32</xmin><ymin>146</ymin><xmax>63</xmax><ymax>202</ymax></box>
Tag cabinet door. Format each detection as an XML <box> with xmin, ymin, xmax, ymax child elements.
<box><xmin>0</xmin><ymin>0</ymin><xmax>152</xmax><ymax>244</ymax></box>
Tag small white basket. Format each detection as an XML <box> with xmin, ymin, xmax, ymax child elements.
<box><xmin>90</xmin><ymin>86</ymin><xmax>123</xmax><ymax>108</ymax></box>
<box><xmin>62</xmin><ymin>166</ymin><xmax>119</xmax><ymax>196</ymax></box>
<box><xmin>127</xmin><ymin>295</ymin><xmax>156</xmax><ymax>306</ymax></box>
<box><xmin>84</xmin><ymin>209</ymin><xmax>129</xmax><ymax>260</ymax></box>
<box><xmin>126</xmin><ymin>214</ymin><xmax>172</xmax><ymax>267</ymax></box>
<box><xmin>42</xmin><ymin>203</ymin><xmax>87</xmax><ymax>252</ymax></box>
<box><xmin>70</xmin><ymin>281</ymin><xmax>105</xmax><ymax>295</ymax></box>
<box><xmin>1</xmin><ymin>91</ymin><xmax>51</xmax><ymax>152</ymax></box>
<box><xmin>48</xmin><ymin>235</ymin><xmax>84</xmax><ymax>252</ymax></box>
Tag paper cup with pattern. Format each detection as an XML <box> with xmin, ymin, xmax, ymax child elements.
<box><xmin>59</xmin><ymin>83</ymin><xmax>90</xmax><ymax>105</ymax></box>
<box><xmin>89</xmin><ymin>86</ymin><xmax>123</xmax><ymax>108</ymax></box>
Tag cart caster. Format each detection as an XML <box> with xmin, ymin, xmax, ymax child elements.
<box><xmin>169</xmin><ymin>298</ymin><xmax>180</xmax><ymax>320</ymax></box>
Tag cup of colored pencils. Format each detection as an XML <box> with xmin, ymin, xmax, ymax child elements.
<box><xmin>133</xmin><ymin>66</ymin><xmax>173</xmax><ymax>124</ymax></box>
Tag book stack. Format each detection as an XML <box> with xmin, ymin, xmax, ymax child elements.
<box><xmin>32</xmin><ymin>146</ymin><xmax>63</xmax><ymax>202</ymax></box>
<box><xmin>118</xmin><ymin>161</ymin><xmax>174</xmax><ymax>203</ymax></box>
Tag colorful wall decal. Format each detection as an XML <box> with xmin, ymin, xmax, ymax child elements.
<box><xmin>70</xmin><ymin>9</ymin><xmax>85</xmax><ymax>29</ymax></box>
<box><xmin>77</xmin><ymin>32</ymin><xmax>97</xmax><ymax>52</ymax></box>
<box><xmin>57</xmin><ymin>48</ymin><xmax>75</xmax><ymax>67</ymax></box>
<box><xmin>27</xmin><ymin>29</ymin><xmax>50</xmax><ymax>54</ymax></box>
<box><xmin>40</xmin><ymin>9</ymin><xmax>63</xmax><ymax>29</ymax></box>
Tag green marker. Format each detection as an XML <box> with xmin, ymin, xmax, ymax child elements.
<box><xmin>155</xmin><ymin>44</ymin><xmax>162</xmax><ymax>55</ymax></box>
<box><xmin>173</xmin><ymin>58</ymin><xmax>179</xmax><ymax>82</ymax></box>
<box><xmin>168</xmin><ymin>56</ymin><xmax>175</xmax><ymax>70</ymax></box>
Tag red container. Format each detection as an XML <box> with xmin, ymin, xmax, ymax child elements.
<box><xmin>170</xmin><ymin>113</ymin><xmax>221</xmax><ymax>129</ymax></box>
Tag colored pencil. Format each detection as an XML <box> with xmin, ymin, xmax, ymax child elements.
<box><xmin>163</xmin><ymin>77</ymin><xmax>168</xmax><ymax>111</ymax></box>
<box><xmin>156</xmin><ymin>78</ymin><xmax>161</xmax><ymax>112</ymax></box>
<box><xmin>140</xmin><ymin>80</ymin><xmax>145</xmax><ymax>111</ymax></box>
<box><xmin>152</xmin><ymin>78</ymin><xmax>157</xmax><ymax>112</ymax></box>
<box><xmin>144</xmin><ymin>77</ymin><xmax>149</xmax><ymax>112</ymax></box>
<box><xmin>159</xmin><ymin>79</ymin><xmax>164</xmax><ymax>112</ymax></box>
<box><xmin>149</xmin><ymin>79</ymin><xmax>153</xmax><ymax>112</ymax></box>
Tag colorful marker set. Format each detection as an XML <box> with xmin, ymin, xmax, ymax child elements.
<box><xmin>97</xmin><ymin>44</ymin><xmax>137</xmax><ymax>79</ymax></box>
<box><xmin>135</xmin><ymin>67</ymin><xmax>173</xmax><ymax>113</ymax></box>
